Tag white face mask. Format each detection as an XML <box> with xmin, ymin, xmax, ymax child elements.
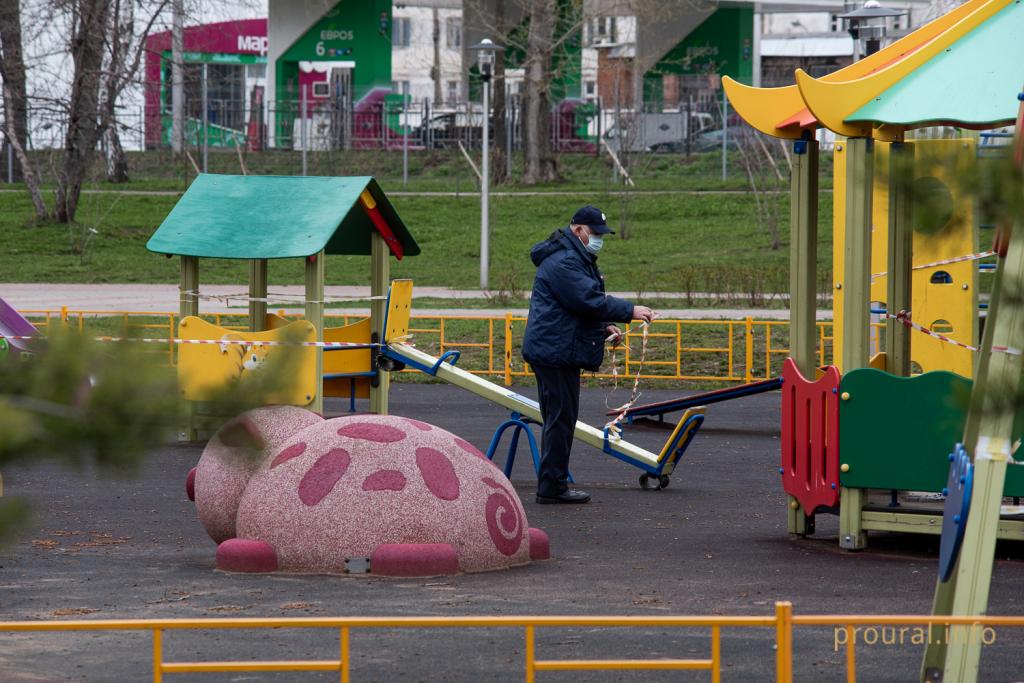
<box><xmin>584</xmin><ymin>233</ymin><xmax>604</xmax><ymax>254</ymax></box>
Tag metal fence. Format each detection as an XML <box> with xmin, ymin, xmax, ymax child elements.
<box><xmin>2</xmin><ymin>604</ymin><xmax>1022</xmax><ymax>682</ymax></box>
<box><xmin>159</xmin><ymin>96</ymin><xmax>722</xmax><ymax>155</ymax></box>
<box><xmin>20</xmin><ymin>308</ymin><xmax>887</xmax><ymax>387</ymax></box>
<box><xmin>3</xmin><ymin>95</ymin><xmax>724</xmax><ymax>155</ymax></box>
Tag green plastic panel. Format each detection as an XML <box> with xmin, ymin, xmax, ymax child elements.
<box><xmin>146</xmin><ymin>174</ymin><xmax>419</xmax><ymax>259</ymax></box>
<box><xmin>839</xmin><ymin>368</ymin><xmax>1024</xmax><ymax>494</ymax></box>
<box><xmin>847</xmin><ymin>2</ymin><xmax>1022</xmax><ymax>128</ymax></box>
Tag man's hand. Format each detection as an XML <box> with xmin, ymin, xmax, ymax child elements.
<box><xmin>632</xmin><ymin>305</ymin><xmax>655</xmax><ymax>324</ymax></box>
<box><xmin>605</xmin><ymin>324</ymin><xmax>624</xmax><ymax>346</ymax></box>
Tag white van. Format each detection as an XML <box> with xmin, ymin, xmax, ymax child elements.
<box><xmin>603</xmin><ymin>112</ymin><xmax>715</xmax><ymax>152</ymax></box>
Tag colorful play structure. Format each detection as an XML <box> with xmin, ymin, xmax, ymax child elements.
<box><xmin>725</xmin><ymin>0</ymin><xmax>1024</xmax><ymax>677</ymax></box>
<box><xmin>0</xmin><ymin>295</ymin><xmax>38</xmax><ymax>358</ymax></box>
<box><xmin>145</xmin><ymin>173</ymin><xmax>420</xmax><ymax>434</ymax></box>
<box><xmin>146</xmin><ymin>176</ymin><xmax>705</xmax><ymax>488</ymax></box>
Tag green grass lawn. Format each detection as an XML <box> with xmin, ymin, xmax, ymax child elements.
<box><xmin>0</xmin><ymin>186</ymin><xmax>835</xmax><ymax>295</ymax></box>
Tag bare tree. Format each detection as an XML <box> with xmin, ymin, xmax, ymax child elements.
<box><xmin>736</xmin><ymin>125</ymin><xmax>785</xmax><ymax>251</ymax></box>
<box><xmin>2</xmin><ymin>78</ymin><xmax>47</xmax><ymax>217</ymax></box>
<box><xmin>521</xmin><ymin>0</ymin><xmax>559</xmax><ymax>183</ymax></box>
<box><xmin>98</xmin><ymin>0</ymin><xmax>170</xmax><ymax>184</ymax></box>
<box><xmin>0</xmin><ymin>0</ymin><xmax>28</xmax><ymax>182</ymax></box>
<box><xmin>99</xmin><ymin>0</ymin><xmax>134</xmax><ymax>183</ymax></box>
<box><xmin>490</xmin><ymin>0</ymin><xmax>508</xmax><ymax>184</ymax></box>
<box><xmin>51</xmin><ymin>0</ymin><xmax>110</xmax><ymax>222</ymax></box>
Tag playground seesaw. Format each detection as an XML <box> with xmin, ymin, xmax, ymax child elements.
<box><xmin>606</xmin><ymin>376</ymin><xmax>783</xmax><ymax>424</ymax></box>
<box><xmin>377</xmin><ymin>281</ymin><xmax>706</xmax><ymax>489</ymax></box>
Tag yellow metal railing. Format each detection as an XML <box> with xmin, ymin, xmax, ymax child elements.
<box><xmin>3</xmin><ymin>604</ymin><xmax>1024</xmax><ymax>681</ymax></box>
<box><xmin>17</xmin><ymin>308</ymin><xmax>885</xmax><ymax>386</ymax></box>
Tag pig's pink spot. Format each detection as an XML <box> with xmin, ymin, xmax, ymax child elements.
<box><xmin>484</xmin><ymin>487</ymin><xmax>524</xmax><ymax>556</ymax></box>
<box><xmin>454</xmin><ymin>438</ymin><xmax>487</xmax><ymax>460</ymax></box>
<box><xmin>362</xmin><ymin>469</ymin><xmax>407</xmax><ymax>492</ymax></box>
<box><xmin>337</xmin><ymin>423</ymin><xmax>407</xmax><ymax>443</ymax></box>
<box><xmin>270</xmin><ymin>442</ymin><xmax>307</xmax><ymax>469</ymax></box>
<box><xmin>401</xmin><ymin>418</ymin><xmax>433</xmax><ymax>432</ymax></box>
<box><xmin>415</xmin><ymin>447</ymin><xmax>460</xmax><ymax>501</ymax></box>
<box><xmin>298</xmin><ymin>448</ymin><xmax>351</xmax><ymax>506</ymax></box>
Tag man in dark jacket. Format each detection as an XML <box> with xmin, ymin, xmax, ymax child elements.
<box><xmin>522</xmin><ymin>205</ymin><xmax>654</xmax><ymax>504</ymax></box>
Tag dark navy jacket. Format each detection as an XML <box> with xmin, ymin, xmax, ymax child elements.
<box><xmin>521</xmin><ymin>227</ymin><xmax>634</xmax><ymax>371</ymax></box>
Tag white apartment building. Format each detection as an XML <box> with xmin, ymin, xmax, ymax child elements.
<box><xmin>391</xmin><ymin>1</ymin><xmax>466</xmax><ymax>104</ymax></box>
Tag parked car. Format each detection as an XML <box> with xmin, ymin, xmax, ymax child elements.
<box><xmin>689</xmin><ymin>126</ymin><xmax>744</xmax><ymax>152</ymax></box>
<box><xmin>418</xmin><ymin>112</ymin><xmax>493</xmax><ymax>149</ymax></box>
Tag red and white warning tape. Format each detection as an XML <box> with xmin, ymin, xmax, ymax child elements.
<box><xmin>0</xmin><ymin>334</ymin><xmax>380</xmax><ymax>349</ymax></box>
<box><xmin>885</xmin><ymin>311</ymin><xmax>1022</xmax><ymax>356</ymax></box>
<box><xmin>871</xmin><ymin>250</ymin><xmax>996</xmax><ymax>280</ymax></box>
<box><xmin>604</xmin><ymin>322</ymin><xmax>650</xmax><ymax>441</ymax></box>
<box><xmin>183</xmin><ymin>290</ymin><xmax>388</xmax><ymax>306</ymax></box>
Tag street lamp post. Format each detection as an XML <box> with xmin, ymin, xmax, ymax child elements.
<box><xmin>840</xmin><ymin>0</ymin><xmax>906</xmax><ymax>57</ymax></box>
<box><xmin>469</xmin><ymin>38</ymin><xmax>502</xmax><ymax>290</ymax></box>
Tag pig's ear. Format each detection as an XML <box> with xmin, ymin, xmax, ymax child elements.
<box><xmin>215</xmin><ymin>406</ymin><xmax>324</xmax><ymax>455</ymax></box>
<box><xmin>218</xmin><ymin>416</ymin><xmax>267</xmax><ymax>451</ymax></box>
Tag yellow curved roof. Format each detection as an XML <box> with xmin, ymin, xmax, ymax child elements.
<box><xmin>795</xmin><ymin>0</ymin><xmax>1011</xmax><ymax>138</ymax></box>
<box><xmin>722</xmin><ymin>0</ymin><xmax>999</xmax><ymax>139</ymax></box>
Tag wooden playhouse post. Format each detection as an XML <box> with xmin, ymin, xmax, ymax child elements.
<box><xmin>841</xmin><ymin>136</ymin><xmax>874</xmax><ymax>371</ymax></box>
<box><xmin>370</xmin><ymin>232</ymin><xmax>390</xmax><ymax>415</ymax></box>
<box><xmin>787</xmin><ymin>133</ymin><xmax>819</xmax><ymax>535</ymax></box>
<box><xmin>179</xmin><ymin>256</ymin><xmax>199</xmax><ymax>440</ymax></box>
<box><xmin>838</xmin><ymin>136</ymin><xmax>873</xmax><ymax>550</ymax></box>
<box><xmin>248</xmin><ymin>258</ymin><xmax>268</xmax><ymax>332</ymax></box>
<box><xmin>305</xmin><ymin>250</ymin><xmax>324</xmax><ymax>415</ymax></box>
<box><xmin>920</xmin><ymin>227</ymin><xmax>1024</xmax><ymax>681</ymax></box>
<box><xmin>884</xmin><ymin>140</ymin><xmax>913</xmax><ymax>376</ymax></box>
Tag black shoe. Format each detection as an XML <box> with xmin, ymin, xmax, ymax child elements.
<box><xmin>536</xmin><ymin>489</ymin><xmax>591</xmax><ymax>504</ymax></box>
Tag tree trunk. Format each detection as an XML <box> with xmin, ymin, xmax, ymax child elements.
<box><xmin>0</xmin><ymin>0</ymin><xmax>29</xmax><ymax>183</ymax></box>
<box><xmin>2</xmin><ymin>80</ymin><xmax>47</xmax><ymax>218</ymax></box>
<box><xmin>102</xmin><ymin>124</ymin><xmax>129</xmax><ymax>183</ymax></box>
<box><xmin>431</xmin><ymin>8</ymin><xmax>442</xmax><ymax>105</ymax></box>
<box><xmin>521</xmin><ymin>0</ymin><xmax>559</xmax><ymax>185</ymax></box>
<box><xmin>490</xmin><ymin>0</ymin><xmax>508</xmax><ymax>184</ymax></box>
<box><xmin>55</xmin><ymin>0</ymin><xmax>111</xmax><ymax>223</ymax></box>
<box><xmin>100</xmin><ymin>0</ymin><xmax>131</xmax><ymax>183</ymax></box>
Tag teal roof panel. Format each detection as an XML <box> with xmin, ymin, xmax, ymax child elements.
<box><xmin>847</xmin><ymin>1</ymin><xmax>1023</xmax><ymax>128</ymax></box>
<box><xmin>146</xmin><ymin>174</ymin><xmax>420</xmax><ymax>259</ymax></box>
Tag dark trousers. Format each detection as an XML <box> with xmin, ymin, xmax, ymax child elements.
<box><xmin>532</xmin><ymin>363</ymin><xmax>581</xmax><ymax>497</ymax></box>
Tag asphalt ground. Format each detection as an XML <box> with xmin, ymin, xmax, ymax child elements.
<box><xmin>2</xmin><ymin>382</ymin><xmax>1023</xmax><ymax>682</ymax></box>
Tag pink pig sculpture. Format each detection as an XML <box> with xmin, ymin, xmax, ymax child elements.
<box><xmin>186</xmin><ymin>406</ymin><xmax>550</xmax><ymax>576</ymax></box>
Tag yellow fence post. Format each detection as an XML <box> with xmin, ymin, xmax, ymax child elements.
<box><xmin>524</xmin><ymin>624</ymin><xmax>536</xmax><ymax>683</ymax></box>
<box><xmin>775</xmin><ymin>601</ymin><xmax>793</xmax><ymax>683</ymax></box>
<box><xmin>711</xmin><ymin>625</ymin><xmax>721</xmax><ymax>683</ymax></box>
<box><xmin>152</xmin><ymin>628</ymin><xmax>163</xmax><ymax>683</ymax></box>
<box><xmin>745</xmin><ymin>317</ymin><xmax>754</xmax><ymax>382</ymax></box>
<box><xmin>340</xmin><ymin>626</ymin><xmax>350</xmax><ymax>683</ymax></box>
<box><xmin>504</xmin><ymin>313</ymin><xmax>513</xmax><ymax>386</ymax></box>
<box><xmin>845</xmin><ymin>624</ymin><xmax>856</xmax><ymax>683</ymax></box>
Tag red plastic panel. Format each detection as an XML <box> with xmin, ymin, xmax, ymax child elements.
<box><xmin>780</xmin><ymin>359</ymin><xmax>841</xmax><ymax>513</ymax></box>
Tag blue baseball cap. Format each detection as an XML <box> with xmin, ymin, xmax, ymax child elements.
<box><xmin>571</xmin><ymin>205</ymin><xmax>615</xmax><ymax>235</ymax></box>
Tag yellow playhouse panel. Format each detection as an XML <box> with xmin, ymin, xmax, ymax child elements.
<box><xmin>177</xmin><ymin>316</ymin><xmax>317</xmax><ymax>405</ymax></box>
<box><xmin>324</xmin><ymin>318</ymin><xmax>372</xmax><ymax>399</ymax></box>
<box><xmin>266</xmin><ymin>313</ymin><xmax>374</xmax><ymax>399</ymax></box>
<box><xmin>834</xmin><ymin>139</ymin><xmax>977</xmax><ymax>376</ymax></box>
<box><xmin>384</xmin><ymin>279</ymin><xmax>414</xmax><ymax>343</ymax></box>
